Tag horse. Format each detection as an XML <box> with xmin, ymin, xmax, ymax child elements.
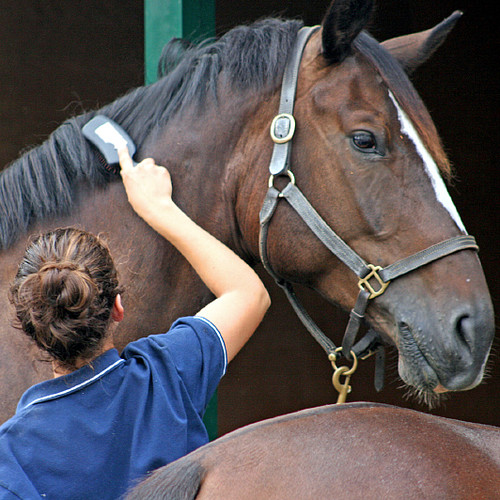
<box><xmin>0</xmin><ymin>0</ymin><xmax>494</xmax><ymax>424</ymax></box>
<box><xmin>125</xmin><ymin>402</ymin><xmax>500</xmax><ymax>499</ymax></box>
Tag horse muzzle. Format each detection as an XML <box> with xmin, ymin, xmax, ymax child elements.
<box><xmin>395</xmin><ymin>298</ymin><xmax>494</xmax><ymax>393</ymax></box>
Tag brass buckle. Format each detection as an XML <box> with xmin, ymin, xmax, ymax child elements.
<box><xmin>270</xmin><ymin>113</ymin><xmax>296</xmax><ymax>144</ymax></box>
<box><xmin>358</xmin><ymin>264</ymin><xmax>390</xmax><ymax>299</ymax></box>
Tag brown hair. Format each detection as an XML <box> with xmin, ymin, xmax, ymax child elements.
<box><xmin>10</xmin><ymin>228</ymin><xmax>122</xmax><ymax>369</ymax></box>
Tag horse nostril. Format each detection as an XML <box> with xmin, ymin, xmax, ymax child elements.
<box><xmin>455</xmin><ymin>314</ymin><xmax>473</xmax><ymax>352</ymax></box>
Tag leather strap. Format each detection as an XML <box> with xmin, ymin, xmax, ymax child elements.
<box><xmin>342</xmin><ymin>289</ymin><xmax>371</xmax><ymax>356</ymax></box>
<box><xmin>280</xmin><ymin>182</ymin><xmax>479</xmax><ymax>282</ymax></box>
<box><xmin>259</xmin><ymin>182</ymin><xmax>382</xmax><ymax>359</ymax></box>
<box><xmin>269</xmin><ymin>26</ymin><xmax>319</xmax><ymax>176</ymax></box>
<box><xmin>379</xmin><ymin>235</ymin><xmax>478</xmax><ymax>282</ymax></box>
<box><xmin>281</xmin><ymin>183</ymin><xmax>368</xmax><ymax>277</ymax></box>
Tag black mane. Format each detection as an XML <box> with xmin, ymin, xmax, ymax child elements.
<box><xmin>0</xmin><ymin>18</ymin><xmax>302</xmax><ymax>250</ymax></box>
<box><xmin>0</xmin><ymin>16</ymin><xmax>448</xmax><ymax>251</ymax></box>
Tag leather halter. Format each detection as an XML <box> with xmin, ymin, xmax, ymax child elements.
<box><xmin>258</xmin><ymin>26</ymin><xmax>479</xmax><ymax>391</ymax></box>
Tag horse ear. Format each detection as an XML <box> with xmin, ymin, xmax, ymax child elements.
<box><xmin>381</xmin><ymin>11</ymin><xmax>462</xmax><ymax>74</ymax></box>
<box><xmin>321</xmin><ymin>0</ymin><xmax>375</xmax><ymax>64</ymax></box>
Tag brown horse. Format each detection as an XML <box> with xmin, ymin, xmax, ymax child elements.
<box><xmin>125</xmin><ymin>402</ymin><xmax>500</xmax><ymax>499</ymax></box>
<box><xmin>0</xmin><ymin>0</ymin><xmax>494</xmax><ymax>423</ymax></box>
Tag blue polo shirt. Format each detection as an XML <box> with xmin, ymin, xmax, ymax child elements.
<box><xmin>0</xmin><ymin>316</ymin><xmax>227</xmax><ymax>500</ymax></box>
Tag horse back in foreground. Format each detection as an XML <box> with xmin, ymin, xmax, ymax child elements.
<box><xmin>127</xmin><ymin>402</ymin><xmax>500</xmax><ymax>500</ymax></box>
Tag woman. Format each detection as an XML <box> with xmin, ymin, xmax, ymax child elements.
<box><xmin>0</xmin><ymin>148</ymin><xmax>270</xmax><ymax>499</ymax></box>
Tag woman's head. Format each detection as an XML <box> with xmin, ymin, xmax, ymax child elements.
<box><xmin>10</xmin><ymin>228</ymin><xmax>122</xmax><ymax>369</ymax></box>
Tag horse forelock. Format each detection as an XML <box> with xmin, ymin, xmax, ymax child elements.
<box><xmin>354</xmin><ymin>31</ymin><xmax>452</xmax><ymax>179</ymax></box>
<box><xmin>0</xmin><ymin>18</ymin><xmax>304</xmax><ymax>251</ymax></box>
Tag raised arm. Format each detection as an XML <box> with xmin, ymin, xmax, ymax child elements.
<box><xmin>118</xmin><ymin>149</ymin><xmax>270</xmax><ymax>362</ymax></box>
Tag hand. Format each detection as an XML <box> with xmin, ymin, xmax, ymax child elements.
<box><xmin>118</xmin><ymin>149</ymin><xmax>270</xmax><ymax>362</ymax></box>
<box><xmin>118</xmin><ymin>148</ymin><xmax>174</xmax><ymax>221</ymax></box>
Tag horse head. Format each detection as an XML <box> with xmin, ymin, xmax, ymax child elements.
<box><xmin>0</xmin><ymin>1</ymin><xmax>494</xmax><ymax>423</ymax></box>
<box><xmin>238</xmin><ymin>0</ymin><xmax>494</xmax><ymax>402</ymax></box>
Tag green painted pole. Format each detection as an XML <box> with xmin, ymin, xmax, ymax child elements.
<box><xmin>144</xmin><ymin>0</ymin><xmax>218</xmax><ymax>440</ymax></box>
<box><xmin>145</xmin><ymin>0</ymin><xmax>215</xmax><ymax>85</ymax></box>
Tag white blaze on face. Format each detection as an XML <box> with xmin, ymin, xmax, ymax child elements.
<box><xmin>388</xmin><ymin>91</ymin><xmax>466</xmax><ymax>233</ymax></box>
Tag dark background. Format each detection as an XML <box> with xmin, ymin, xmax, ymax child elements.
<box><xmin>1</xmin><ymin>0</ymin><xmax>498</xmax><ymax>431</ymax></box>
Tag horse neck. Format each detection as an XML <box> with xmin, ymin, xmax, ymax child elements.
<box><xmin>70</xmin><ymin>182</ymin><xmax>219</xmax><ymax>336</ymax></box>
<box><xmin>145</xmin><ymin>91</ymin><xmax>278</xmax><ymax>265</ymax></box>
<box><xmin>1</xmin><ymin>180</ymin><xmax>216</xmax><ymax>342</ymax></box>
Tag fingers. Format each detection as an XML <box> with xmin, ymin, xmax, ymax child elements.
<box><xmin>140</xmin><ymin>158</ymin><xmax>156</xmax><ymax>168</ymax></box>
<box><xmin>118</xmin><ymin>147</ymin><xmax>134</xmax><ymax>171</ymax></box>
<box><xmin>118</xmin><ymin>148</ymin><xmax>157</xmax><ymax>172</ymax></box>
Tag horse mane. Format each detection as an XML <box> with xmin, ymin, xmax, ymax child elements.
<box><xmin>354</xmin><ymin>31</ymin><xmax>451</xmax><ymax>177</ymax></box>
<box><xmin>0</xmin><ymin>18</ymin><xmax>303</xmax><ymax>250</ymax></box>
<box><xmin>0</xmin><ymin>18</ymin><xmax>450</xmax><ymax>250</ymax></box>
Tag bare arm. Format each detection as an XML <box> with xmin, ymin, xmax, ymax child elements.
<box><xmin>118</xmin><ymin>149</ymin><xmax>270</xmax><ymax>362</ymax></box>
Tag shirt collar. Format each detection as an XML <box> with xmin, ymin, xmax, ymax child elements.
<box><xmin>17</xmin><ymin>349</ymin><xmax>125</xmax><ymax>412</ymax></box>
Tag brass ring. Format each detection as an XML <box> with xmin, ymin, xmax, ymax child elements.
<box><xmin>329</xmin><ymin>347</ymin><xmax>358</xmax><ymax>375</ymax></box>
<box><xmin>268</xmin><ymin>170</ymin><xmax>296</xmax><ymax>189</ymax></box>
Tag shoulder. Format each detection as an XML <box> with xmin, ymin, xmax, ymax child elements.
<box><xmin>117</xmin><ymin>317</ymin><xmax>228</xmax><ymax>405</ymax></box>
<box><xmin>123</xmin><ymin>316</ymin><xmax>227</xmax><ymax>372</ymax></box>
<box><xmin>171</xmin><ymin>316</ymin><xmax>227</xmax><ymax>359</ymax></box>
<box><xmin>122</xmin><ymin>316</ymin><xmax>227</xmax><ymax>415</ymax></box>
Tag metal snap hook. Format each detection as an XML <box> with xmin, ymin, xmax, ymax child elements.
<box><xmin>329</xmin><ymin>347</ymin><xmax>358</xmax><ymax>404</ymax></box>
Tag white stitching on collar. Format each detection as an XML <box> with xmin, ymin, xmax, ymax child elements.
<box><xmin>22</xmin><ymin>358</ymin><xmax>126</xmax><ymax>410</ymax></box>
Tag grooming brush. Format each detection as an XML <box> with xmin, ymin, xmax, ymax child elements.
<box><xmin>82</xmin><ymin>115</ymin><xmax>137</xmax><ymax>171</ymax></box>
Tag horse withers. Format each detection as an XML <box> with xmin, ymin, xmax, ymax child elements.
<box><xmin>0</xmin><ymin>0</ymin><xmax>495</xmax><ymax>424</ymax></box>
<box><xmin>126</xmin><ymin>402</ymin><xmax>500</xmax><ymax>499</ymax></box>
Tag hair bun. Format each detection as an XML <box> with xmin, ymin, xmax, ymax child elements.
<box><xmin>38</xmin><ymin>261</ymin><xmax>97</xmax><ymax>313</ymax></box>
<box><xmin>11</xmin><ymin>227</ymin><xmax>122</xmax><ymax>368</ymax></box>
<box><xmin>39</xmin><ymin>262</ymin><xmax>80</xmax><ymax>273</ymax></box>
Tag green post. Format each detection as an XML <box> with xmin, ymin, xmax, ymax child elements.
<box><xmin>144</xmin><ymin>0</ymin><xmax>218</xmax><ymax>440</ymax></box>
<box><xmin>145</xmin><ymin>0</ymin><xmax>215</xmax><ymax>85</ymax></box>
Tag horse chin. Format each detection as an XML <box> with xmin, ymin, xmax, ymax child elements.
<box><xmin>401</xmin><ymin>382</ymin><xmax>450</xmax><ymax>410</ymax></box>
<box><xmin>396</xmin><ymin>323</ymin><xmax>446</xmax><ymax>407</ymax></box>
<box><xmin>393</xmin><ymin>320</ymin><xmax>490</xmax><ymax>408</ymax></box>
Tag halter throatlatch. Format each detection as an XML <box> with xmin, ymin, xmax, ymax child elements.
<box><xmin>259</xmin><ymin>26</ymin><xmax>480</xmax><ymax>403</ymax></box>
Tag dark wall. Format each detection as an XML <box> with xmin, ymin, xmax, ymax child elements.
<box><xmin>1</xmin><ymin>0</ymin><xmax>498</xmax><ymax>432</ymax></box>
<box><xmin>0</xmin><ymin>0</ymin><xmax>144</xmax><ymax>167</ymax></box>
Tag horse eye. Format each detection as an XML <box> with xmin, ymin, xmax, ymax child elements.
<box><xmin>351</xmin><ymin>131</ymin><xmax>377</xmax><ymax>152</ymax></box>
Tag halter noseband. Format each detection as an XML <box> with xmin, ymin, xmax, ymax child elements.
<box><xmin>258</xmin><ymin>26</ymin><xmax>479</xmax><ymax>394</ymax></box>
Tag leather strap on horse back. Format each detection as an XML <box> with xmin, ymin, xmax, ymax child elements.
<box><xmin>259</xmin><ymin>25</ymin><xmax>480</xmax><ymax>399</ymax></box>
